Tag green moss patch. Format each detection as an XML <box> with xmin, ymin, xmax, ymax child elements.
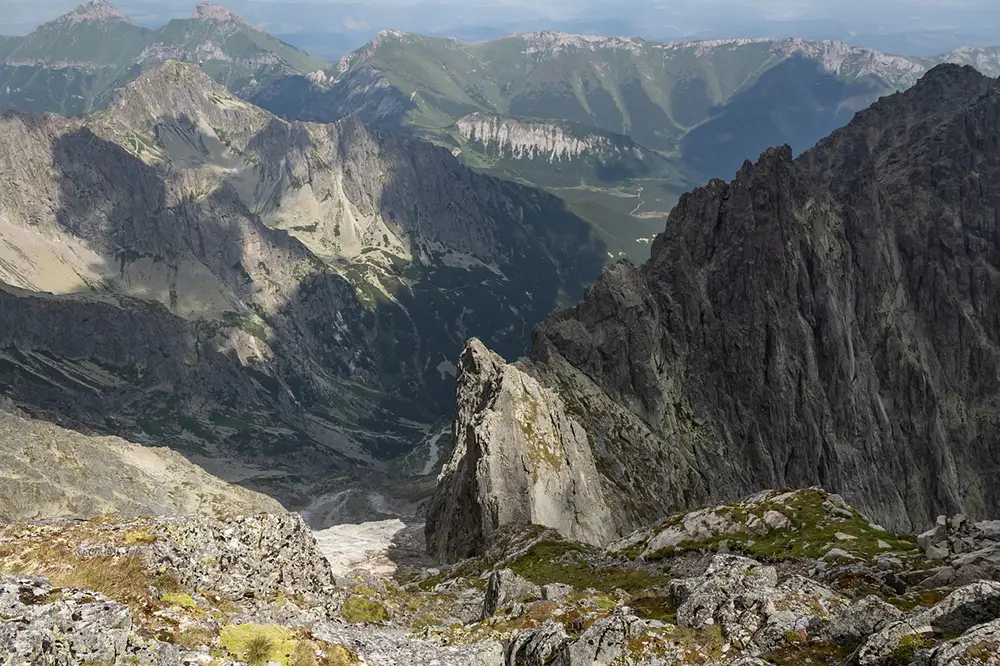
<box><xmin>628</xmin><ymin>594</ymin><xmax>677</xmax><ymax>624</ymax></box>
<box><xmin>892</xmin><ymin>634</ymin><xmax>935</xmax><ymax>664</ymax></box>
<box><xmin>635</xmin><ymin>489</ymin><xmax>918</xmax><ymax>563</ymax></box>
<box><xmin>160</xmin><ymin>592</ymin><xmax>198</xmax><ymax>609</ymax></box>
<box><xmin>508</xmin><ymin>539</ymin><xmax>669</xmax><ymax>593</ymax></box>
<box><xmin>341</xmin><ymin>595</ymin><xmax>389</xmax><ymax>624</ymax></box>
<box><xmin>221</xmin><ymin>624</ymin><xmax>298</xmax><ymax>665</ymax></box>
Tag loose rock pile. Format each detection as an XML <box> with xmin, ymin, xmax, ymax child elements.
<box><xmin>918</xmin><ymin>514</ymin><xmax>1000</xmax><ymax>562</ymax></box>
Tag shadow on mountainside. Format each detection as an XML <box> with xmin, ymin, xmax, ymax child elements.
<box><xmin>0</xmin><ymin>116</ymin><xmax>608</xmax><ymax>528</ymax></box>
<box><xmin>681</xmin><ymin>54</ymin><xmax>889</xmax><ymax>182</ymax></box>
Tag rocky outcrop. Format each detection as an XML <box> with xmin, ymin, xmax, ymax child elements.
<box><xmin>457</xmin><ymin>113</ymin><xmax>625</xmax><ymax>162</ymax></box>
<box><xmin>856</xmin><ymin>581</ymin><xmax>1000</xmax><ymax>665</ymax></box>
<box><xmin>425</xmin><ymin>339</ymin><xmax>615</xmax><ymax>562</ymax></box>
<box><xmin>481</xmin><ymin>569</ymin><xmax>541</xmax><ymax>619</ymax></box>
<box><xmin>670</xmin><ymin>554</ymin><xmax>851</xmax><ymax>653</ymax></box>
<box><xmin>0</xmin><ymin>576</ymin><xmax>181</xmax><ymax>665</ymax></box>
<box><xmin>429</xmin><ymin>64</ymin><xmax>1000</xmax><ymax>556</ymax></box>
<box><xmin>926</xmin><ymin>618</ymin><xmax>1000</xmax><ymax>665</ymax></box>
<box><xmin>142</xmin><ymin>513</ymin><xmax>338</xmax><ymax>601</ymax></box>
<box><xmin>918</xmin><ymin>514</ymin><xmax>1000</xmax><ymax>560</ymax></box>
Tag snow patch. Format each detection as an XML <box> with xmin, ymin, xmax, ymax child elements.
<box><xmin>312</xmin><ymin>519</ymin><xmax>408</xmax><ymax>577</ymax></box>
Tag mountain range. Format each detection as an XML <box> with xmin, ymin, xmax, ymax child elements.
<box><xmin>255</xmin><ymin>32</ymin><xmax>1000</xmax><ymax>259</ymax></box>
<box><xmin>428</xmin><ymin>63</ymin><xmax>1000</xmax><ymax>561</ymax></box>
<box><xmin>5</xmin><ymin>3</ymin><xmax>1000</xmax><ymax>263</ymax></box>
<box><xmin>0</xmin><ymin>0</ymin><xmax>323</xmax><ymax>116</ymax></box>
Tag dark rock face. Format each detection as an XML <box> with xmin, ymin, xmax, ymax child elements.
<box><xmin>434</xmin><ymin>64</ymin><xmax>1000</xmax><ymax>547</ymax></box>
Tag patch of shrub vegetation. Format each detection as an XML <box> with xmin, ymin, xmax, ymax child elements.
<box><xmin>892</xmin><ymin>634</ymin><xmax>935</xmax><ymax>665</ymax></box>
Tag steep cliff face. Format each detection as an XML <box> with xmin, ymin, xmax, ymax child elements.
<box><xmin>425</xmin><ymin>339</ymin><xmax>614</xmax><ymax>562</ymax></box>
<box><xmin>0</xmin><ymin>61</ymin><xmax>605</xmax><ymax>523</ymax></box>
<box><xmin>428</xmin><ymin>64</ymin><xmax>1000</xmax><ymax>557</ymax></box>
<box><xmin>457</xmin><ymin>114</ymin><xmax>632</xmax><ymax>163</ymax></box>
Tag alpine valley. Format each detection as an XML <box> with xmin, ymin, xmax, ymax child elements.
<box><xmin>0</xmin><ymin>55</ymin><xmax>606</xmax><ymax>525</ymax></box>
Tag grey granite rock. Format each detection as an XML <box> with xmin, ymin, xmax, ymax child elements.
<box><xmin>482</xmin><ymin>569</ymin><xmax>542</xmax><ymax>619</ymax></box>
<box><xmin>856</xmin><ymin>581</ymin><xmax>1000</xmax><ymax>665</ymax></box>
<box><xmin>425</xmin><ymin>339</ymin><xmax>615</xmax><ymax>562</ymax></box>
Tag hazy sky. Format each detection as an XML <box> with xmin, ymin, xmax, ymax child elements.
<box><xmin>3</xmin><ymin>0</ymin><xmax>998</xmax><ymax>59</ymax></box>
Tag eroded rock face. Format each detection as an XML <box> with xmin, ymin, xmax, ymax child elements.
<box><xmin>856</xmin><ymin>581</ymin><xmax>1000</xmax><ymax>665</ymax></box>
<box><xmin>430</xmin><ymin>64</ymin><xmax>1000</xmax><ymax>553</ymax></box>
<box><xmin>425</xmin><ymin>339</ymin><xmax>615</xmax><ymax>562</ymax></box>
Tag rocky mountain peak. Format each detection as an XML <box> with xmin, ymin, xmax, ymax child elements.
<box><xmin>430</xmin><ymin>54</ymin><xmax>1000</xmax><ymax>558</ymax></box>
<box><xmin>104</xmin><ymin>58</ymin><xmax>241</xmax><ymax>112</ymax></box>
<box><xmin>911</xmin><ymin>62</ymin><xmax>991</xmax><ymax>94</ymax></box>
<box><xmin>192</xmin><ymin>1</ymin><xmax>247</xmax><ymax>24</ymax></box>
<box><xmin>56</xmin><ymin>0</ymin><xmax>135</xmax><ymax>25</ymax></box>
<box><xmin>509</xmin><ymin>30</ymin><xmax>645</xmax><ymax>55</ymax></box>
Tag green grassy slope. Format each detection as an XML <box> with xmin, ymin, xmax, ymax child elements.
<box><xmin>0</xmin><ymin>4</ymin><xmax>326</xmax><ymax>116</ymax></box>
<box><xmin>3</xmin><ymin>16</ymin><xmax>149</xmax><ymax>66</ymax></box>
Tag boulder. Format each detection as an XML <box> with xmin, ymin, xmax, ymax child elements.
<box><xmin>542</xmin><ymin>583</ymin><xmax>574</xmax><ymax>603</ymax></box>
<box><xmin>825</xmin><ymin>596</ymin><xmax>904</xmax><ymax>643</ymax></box>
<box><xmin>506</xmin><ymin>620</ymin><xmax>569</xmax><ymax>665</ymax></box>
<box><xmin>856</xmin><ymin>581</ymin><xmax>1000</xmax><ymax>665</ymax></box>
<box><xmin>557</xmin><ymin>609</ymin><xmax>645</xmax><ymax>666</ymax></box>
<box><xmin>482</xmin><ymin>569</ymin><xmax>542</xmax><ymax>619</ymax></box>
<box><xmin>977</xmin><ymin>521</ymin><xmax>1000</xmax><ymax>541</ymax></box>
<box><xmin>927</xmin><ymin>618</ymin><xmax>1000</xmax><ymax>665</ymax></box>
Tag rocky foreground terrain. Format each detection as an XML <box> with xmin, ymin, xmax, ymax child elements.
<box><xmin>2</xmin><ymin>489</ymin><xmax>1000</xmax><ymax>664</ymax></box>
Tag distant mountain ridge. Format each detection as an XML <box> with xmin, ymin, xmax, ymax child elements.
<box><xmin>281</xmin><ymin>30</ymin><xmax>1000</xmax><ymax>139</ymax></box>
<box><xmin>253</xmin><ymin>31</ymin><xmax>1000</xmax><ymax>261</ymax></box>
<box><xmin>0</xmin><ymin>0</ymin><xmax>325</xmax><ymax>115</ymax></box>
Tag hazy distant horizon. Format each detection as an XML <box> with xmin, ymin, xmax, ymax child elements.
<box><xmin>4</xmin><ymin>0</ymin><xmax>998</xmax><ymax>61</ymax></box>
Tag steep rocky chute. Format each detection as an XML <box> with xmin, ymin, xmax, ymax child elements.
<box><xmin>0</xmin><ymin>60</ymin><xmax>605</xmax><ymax>524</ymax></box>
<box><xmin>428</xmin><ymin>64</ymin><xmax>1000</xmax><ymax>561</ymax></box>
